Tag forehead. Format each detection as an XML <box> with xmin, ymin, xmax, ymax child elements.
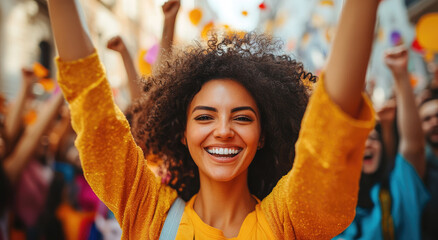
<box><xmin>189</xmin><ymin>79</ymin><xmax>259</xmax><ymax>111</ymax></box>
<box><xmin>420</xmin><ymin>99</ymin><xmax>438</xmax><ymax>117</ymax></box>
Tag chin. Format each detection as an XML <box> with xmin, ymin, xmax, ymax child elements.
<box><xmin>205</xmin><ymin>167</ymin><xmax>244</xmax><ymax>182</ymax></box>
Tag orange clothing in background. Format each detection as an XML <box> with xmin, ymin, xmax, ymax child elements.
<box><xmin>56</xmin><ymin>52</ymin><xmax>374</xmax><ymax>239</ymax></box>
<box><xmin>56</xmin><ymin>203</ymin><xmax>95</xmax><ymax>240</ymax></box>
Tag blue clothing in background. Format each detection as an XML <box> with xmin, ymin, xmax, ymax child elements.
<box><xmin>422</xmin><ymin>145</ymin><xmax>438</xmax><ymax>240</ymax></box>
<box><xmin>334</xmin><ymin>154</ymin><xmax>430</xmax><ymax>240</ymax></box>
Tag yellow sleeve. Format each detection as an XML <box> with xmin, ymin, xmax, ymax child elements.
<box><xmin>56</xmin><ymin>52</ymin><xmax>178</xmax><ymax>239</ymax></box>
<box><xmin>261</xmin><ymin>76</ymin><xmax>375</xmax><ymax>239</ymax></box>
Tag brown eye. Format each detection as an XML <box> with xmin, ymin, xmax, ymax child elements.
<box><xmin>234</xmin><ymin>116</ymin><xmax>253</xmax><ymax>122</ymax></box>
<box><xmin>195</xmin><ymin>115</ymin><xmax>213</xmax><ymax>121</ymax></box>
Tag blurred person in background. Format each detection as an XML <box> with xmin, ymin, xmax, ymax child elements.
<box><xmin>417</xmin><ymin>67</ymin><xmax>438</xmax><ymax>240</ymax></box>
<box><xmin>334</xmin><ymin>46</ymin><xmax>429</xmax><ymax>240</ymax></box>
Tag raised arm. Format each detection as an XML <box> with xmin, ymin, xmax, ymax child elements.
<box><xmin>107</xmin><ymin>36</ymin><xmax>141</xmax><ymax>101</ymax></box>
<box><xmin>3</xmin><ymin>93</ymin><xmax>64</xmax><ymax>184</ymax></box>
<box><xmin>47</xmin><ymin>0</ymin><xmax>177</xmax><ymax>236</ymax></box>
<box><xmin>47</xmin><ymin>0</ymin><xmax>94</xmax><ymax>61</ymax></box>
<box><xmin>384</xmin><ymin>46</ymin><xmax>425</xmax><ymax>177</ymax></box>
<box><xmin>4</xmin><ymin>69</ymin><xmax>35</xmax><ymax>144</ymax></box>
<box><xmin>155</xmin><ymin>0</ymin><xmax>180</xmax><ymax>69</ymax></box>
<box><xmin>325</xmin><ymin>0</ymin><xmax>380</xmax><ymax>117</ymax></box>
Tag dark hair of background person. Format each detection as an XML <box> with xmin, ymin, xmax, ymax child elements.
<box><xmin>131</xmin><ymin>33</ymin><xmax>316</xmax><ymax>201</ymax></box>
<box><xmin>418</xmin><ymin>87</ymin><xmax>438</xmax><ymax>109</ymax></box>
<box><xmin>358</xmin><ymin>123</ymin><xmax>397</xmax><ymax>209</ymax></box>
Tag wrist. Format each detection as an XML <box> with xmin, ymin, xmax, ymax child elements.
<box><xmin>392</xmin><ymin>71</ymin><xmax>409</xmax><ymax>83</ymax></box>
<box><xmin>164</xmin><ymin>15</ymin><xmax>177</xmax><ymax>23</ymax></box>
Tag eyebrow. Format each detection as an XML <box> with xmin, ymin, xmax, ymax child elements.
<box><xmin>192</xmin><ymin>106</ymin><xmax>257</xmax><ymax>115</ymax></box>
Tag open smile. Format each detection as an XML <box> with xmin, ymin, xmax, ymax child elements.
<box><xmin>204</xmin><ymin>147</ymin><xmax>243</xmax><ymax>163</ymax></box>
<box><xmin>363</xmin><ymin>150</ymin><xmax>374</xmax><ymax>164</ymax></box>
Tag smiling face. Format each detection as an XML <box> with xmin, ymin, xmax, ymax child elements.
<box><xmin>184</xmin><ymin>79</ymin><xmax>262</xmax><ymax>183</ymax></box>
<box><xmin>362</xmin><ymin>129</ymin><xmax>382</xmax><ymax>174</ymax></box>
<box><xmin>419</xmin><ymin>99</ymin><xmax>438</xmax><ymax>148</ymax></box>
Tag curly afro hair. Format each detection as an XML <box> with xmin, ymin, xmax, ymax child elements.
<box><xmin>131</xmin><ymin>32</ymin><xmax>316</xmax><ymax>201</ymax></box>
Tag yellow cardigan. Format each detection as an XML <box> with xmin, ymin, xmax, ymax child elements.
<box><xmin>56</xmin><ymin>51</ymin><xmax>374</xmax><ymax>239</ymax></box>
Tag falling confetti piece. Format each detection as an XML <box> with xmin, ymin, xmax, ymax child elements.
<box><xmin>411</xmin><ymin>38</ymin><xmax>424</xmax><ymax>53</ymax></box>
<box><xmin>410</xmin><ymin>74</ymin><xmax>418</xmax><ymax>87</ymax></box>
<box><xmin>320</xmin><ymin>0</ymin><xmax>334</xmax><ymax>6</ymax></box>
<box><xmin>264</xmin><ymin>20</ymin><xmax>274</xmax><ymax>34</ymax></box>
<box><xmin>417</xmin><ymin>13</ymin><xmax>438</xmax><ymax>51</ymax></box>
<box><xmin>201</xmin><ymin>22</ymin><xmax>214</xmax><ymax>40</ymax></box>
<box><xmin>38</xmin><ymin>78</ymin><xmax>55</xmax><ymax>92</ymax></box>
<box><xmin>302</xmin><ymin>33</ymin><xmax>311</xmax><ymax>45</ymax></box>
<box><xmin>33</xmin><ymin>62</ymin><xmax>49</xmax><ymax>78</ymax></box>
<box><xmin>138</xmin><ymin>49</ymin><xmax>152</xmax><ymax>75</ymax></box>
<box><xmin>275</xmin><ymin>12</ymin><xmax>287</xmax><ymax>27</ymax></box>
<box><xmin>189</xmin><ymin>8</ymin><xmax>202</xmax><ymax>26</ymax></box>
<box><xmin>259</xmin><ymin>3</ymin><xmax>267</xmax><ymax>10</ymax></box>
<box><xmin>377</xmin><ymin>28</ymin><xmax>385</xmax><ymax>42</ymax></box>
<box><xmin>390</xmin><ymin>31</ymin><xmax>403</xmax><ymax>46</ymax></box>
<box><xmin>145</xmin><ymin>44</ymin><xmax>159</xmax><ymax>65</ymax></box>
<box><xmin>24</xmin><ymin>109</ymin><xmax>37</xmax><ymax>126</ymax></box>
<box><xmin>242</xmin><ymin>11</ymin><xmax>248</xmax><ymax>16</ymax></box>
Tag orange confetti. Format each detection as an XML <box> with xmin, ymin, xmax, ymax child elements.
<box><xmin>38</xmin><ymin>78</ymin><xmax>55</xmax><ymax>92</ymax></box>
<box><xmin>377</xmin><ymin>28</ymin><xmax>385</xmax><ymax>42</ymax></box>
<box><xmin>264</xmin><ymin>20</ymin><xmax>274</xmax><ymax>35</ymax></box>
<box><xmin>201</xmin><ymin>22</ymin><xmax>214</xmax><ymax>40</ymax></box>
<box><xmin>242</xmin><ymin>11</ymin><xmax>248</xmax><ymax>16</ymax></box>
<box><xmin>33</xmin><ymin>62</ymin><xmax>49</xmax><ymax>78</ymax></box>
<box><xmin>320</xmin><ymin>0</ymin><xmax>334</xmax><ymax>6</ymax></box>
<box><xmin>189</xmin><ymin>8</ymin><xmax>202</xmax><ymax>26</ymax></box>
<box><xmin>24</xmin><ymin>109</ymin><xmax>37</xmax><ymax>126</ymax></box>
<box><xmin>417</xmin><ymin>13</ymin><xmax>438</xmax><ymax>51</ymax></box>
<box><xmin>302</xmin><ymin>33</ymin><xmax>311</xmax><ymax>45</ymax></box>
<box><xmin>138</xmin><ymin>49</ymin><xmax>152</xmax><ymax>76</ymax></box>
<box><xmin>275</xmin><ymin>12</ymin><xmax>287</xmax><ymax>27</ymax></box>
<box><xmin>410</xmin><ymin>75</ymin><xmax>418</xmax><ymax>87</ymax></box>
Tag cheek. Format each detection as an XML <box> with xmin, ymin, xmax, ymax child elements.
<box><xmin>185</xmin><ymin>123</ymin><xmax>210</xmax><ymax>145</ymax></box>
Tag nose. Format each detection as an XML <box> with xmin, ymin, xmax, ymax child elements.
<box><xmin>214</xmin><ymin>119</ymin><xmax>234</xmax><ymax>140</ymax></box>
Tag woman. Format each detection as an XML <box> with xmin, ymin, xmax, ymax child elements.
<box><xmin>47</xmin><ymin>0</ymin><xmax>378</xmax><ymax>239</ymax></box>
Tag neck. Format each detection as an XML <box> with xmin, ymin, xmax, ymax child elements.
<box><xmin>194</xmin><ymin>171</ymin><xmax>257</xmax><ymax>238</ymax></box>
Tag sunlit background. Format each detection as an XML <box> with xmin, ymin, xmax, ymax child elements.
<box><xmin>1</xmin><ymin>0</ymin><xmax>438</xmax><ymax>110</ymax></box>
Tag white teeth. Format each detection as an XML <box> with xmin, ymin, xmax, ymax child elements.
<box><xmin>207</xmin><ymin>148</ymin><xmax>241</xmax><ymax>155</ymax></box>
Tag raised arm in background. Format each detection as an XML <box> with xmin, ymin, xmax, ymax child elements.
<box><xmin>107</xmin><ymin>36</ymin><xmax>141</xmax><ymax>101</ymax></box>
<box><xmin>155</xmin><ymin>0</ymin><xmax>180</xmax><ymax>70</ymax></box>
<box><xmin>384</xmin><ymin>46</ymin><xmax>426</xmax><ymax>177</ymax></box>
<box><xmin>3</xmin><ymin>93</ymin><xmax>64</xmax><ymax>184</ymax></box>
<box><xmin>4</xmin><ymin>69</ymin><xmax>35</xmax><ymax>144</ymax></box>
<box><xmin>324</xmin><ymin>0</ymin><xmax>380</xmax><ymax>117</ymax></box>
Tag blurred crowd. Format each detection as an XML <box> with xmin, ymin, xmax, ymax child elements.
<box><xmin>1</xmin><ymin>0</ymin><xmax>438</xmax><ymax>240</ymax></box>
